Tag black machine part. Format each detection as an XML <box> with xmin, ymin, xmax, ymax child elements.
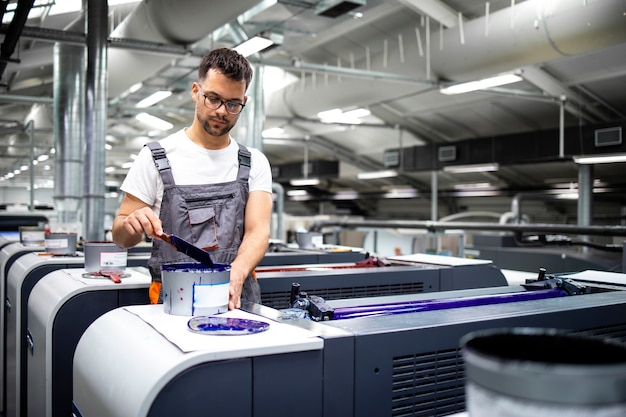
<box><xmin>523</xmin><ymin>267</ymin><xmax>589</xmax><ymax>295</ymax></box>
<box><xmin>290</xmin><ymin>282</ymin><xmax>335</xmax><ymax>321</ymax></box>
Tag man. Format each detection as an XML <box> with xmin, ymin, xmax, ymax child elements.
<box><xmin>112</xmin><ymin>48</ymin><xmax>273</xmax><ymax>310</ymax></box>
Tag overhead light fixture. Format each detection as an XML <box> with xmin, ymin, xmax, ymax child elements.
<box><xmin>573</xmin><ymin>154</ymin><xmax>626</xmax><ymax>164</ymax></box>
<box><xmin>262</xmin><ymin>127</ymin><xmax>285</xmax><ymax>138</ymax></box>
<box><xmin>440</xmin><ymin>72</ymin><xmax>523</xmax><ymax>95</ymax></box>
<box><xmin>443</xmin><ymin>163</ymin><xmax>499</xmax><ymax>173</ymax></box>
<box><xmin>357</xmin><ymin>170</ymin><xmax>398</xmax><ymax>180</ymax></box>
<box><xmin>453</xmin><ymin>182</ymin><xmax>494</xmax><ymax>190</ymax></box>
<box><xmin>289</xmin><ymin>178</ymin><xmax>320</xmax><ymax>186</ymax></box>
<box><xmin>135</xmin><ymin>90</ymin><xmax>172</xmax><ymax>108</ymax></box>
<box><xmin>135</xmin><ymin>112</ymin><xmax>173</xmax><ymax>131</ymax></box>
<box><xmin>317</xmin><ymin>107</ymin><xmax>371</xmax><ymax>124</ymax></box>
<box><xmin>287</xmin><ymin>190</ymin><xmax>309</xmax><ymax>197</ymax></box>
<box><xmin>128</xmin><ymin>82</ymin><xmax>143</xmax><ymax>94</ymax></box>
<box><xmin>234</xmin><ymin>33</ymin><xmax>282</xmax><ymax>57</ymax></box>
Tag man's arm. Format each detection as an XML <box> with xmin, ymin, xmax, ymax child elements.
<box><xmin>228</xmin><ymin>190</ymin><xmax>273</xmax><ymax>309</ymax></box>
<box><xmin>112</xmin><ymin>193</ymin><xmax>163</xmax><ymax>248</ymax></box>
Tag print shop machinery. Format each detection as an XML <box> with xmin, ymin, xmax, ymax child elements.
<box><xmin>73</xmin><ymin>267</ymin><xmax>626</xmax><ymax>417</ymax></box>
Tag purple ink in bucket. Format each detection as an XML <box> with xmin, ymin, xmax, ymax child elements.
<box><xmin>161</xmin><ymin>262</ymin><xmax>231</xmax><ymax>316</ymax></box>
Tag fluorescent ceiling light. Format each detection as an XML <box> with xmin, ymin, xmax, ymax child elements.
<box><xmin>135</xmin><ymin>112</ymin><xmax>174</xmax><ymax>131</ymax></box>
<box><xmin>234</xmin><ymin>36</ymin><xmax>274</xmax><ymax>57</ymax></box>
<box><xmin>287</xmin><ymin>190</ymin><xmax>309</xmax><ymax>197</ymax></box>
<box><xmin>443</xmin><ymin>163</ymin><xmax>499</xmax><ymax>173</ymax></box>
<box><xmin>317</xmin><ymin>107</ymin><xmax>371</xmax><ymax>124</ymax></box>
<box><xmin>555</xmin><ymin>193</ymin><xmax>579</xmax><ymax>200</ymax></box>
<box><xmin>357</xmin><ymin>170</ymin><xmax>398</xmax><ymax>180</ymax></box>
<box><xmin>573</xmin><ymin>154</ymin><xmax>626</xmax><ymax>164</ymax></box>
<box><xmin>128</xmin><ymin>82</ymin><xmax>143</xmax><ymax>93</ymax></box>
<box><xmin>135</xmin><ymin>90</ymin><xmax>172</xmax><ymax>108</ymax></box>
<box><xmin>440</xmin><ymin>73</ymin><xmax>523</xmax><ymax>95</ymax></box>
<box><xmin>262</xmin><ymin>127</ymin><xmax>285</xmax><ymax>138</ymax></box>
<box><xmin>263</xmin><ymin>138</ymin><xmax>297</xmax><ymax>146</ymax></box>
<box><xmin>453</xmin><ymin>182</ymin><xmax>494</xmax><ymax>190</ymax></box>
<box><xmin>289</xmin><ymin>178</ymin><xmax>320</xmax><ymax>186</ymax></box>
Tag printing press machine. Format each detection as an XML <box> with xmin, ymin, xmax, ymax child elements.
<box><xmin>27</xmin><ymin>266</ymin><xmax>152</xmax><ymax>417</ymax></box>
<box><xmin>259</xmin><ymin>244</ymin><xmax>368</xmax><ymax>266</ymax></box>
<box><xmin>72</xmin><ymin>268</ymin><xmax>626</xmax><ymax>417</ymax></box>
<box><xmin>25</xmin><ymin>252</ymin><xmax>506</xmax><ymax>417</ymax></box>
<box><xmin>0</xmin><ymin>242</ymin><xmax>45</xmax><ymax>415</ymax></box>
<box><xmin>3</xmin><ymin>250</ymin><xmax>150</xmax><ymax>417</ymax></box>
<box><xmin>256</xmin><ymin>253</ymin><xmax>509</xmax><ymax>309</ymax></box>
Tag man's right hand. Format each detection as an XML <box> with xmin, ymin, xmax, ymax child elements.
<box><xmin>112</xmin><ymin>194</ymin><xmax>162</xmax><ymax>248</ymax></box>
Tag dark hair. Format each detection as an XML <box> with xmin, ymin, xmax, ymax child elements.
<box><xmin>198</xmin><ymin>48</ymin><xmax>253</xmax><ymax>90</ymax></box>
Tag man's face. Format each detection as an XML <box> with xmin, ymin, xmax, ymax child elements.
<box><xmin>193</xmin><ymin>68</ymin><xmax>248</xmax><ymax>138</ymax></box>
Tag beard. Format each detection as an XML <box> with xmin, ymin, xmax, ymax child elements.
<box><xmin>198</xmin><ymin>112</ymin><xmax>236</xmax><ymax>137</ymax></box>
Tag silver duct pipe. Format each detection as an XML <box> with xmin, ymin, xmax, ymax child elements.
<box><xmin>268</xmin><ymin>0</ymin><xmax>626</xmax><ymax>118</ymax></box>
<box><xmin>578</xmin><ymin>164</ymin><xmax>594</xmax><ymax>251</ymax></box>
<box><xmin>578</xmin><ymin>165</ymin><xmax>594</xmax><ymax>228</ymax></box>
<box><xmin>246</xmin><ymin>65</ymin><xmax>265</xmax><ymax>150</ymax></box>
<box><xmin>83</xmin><ymin>0</ymin><xmax>108</xmax><ymax>241</ymax></box>
<box><xmin>107</xmin><ymin>0</ymin><xmax>263</xmax><ymax>97</ymax></box>
<box><xmin>431</xmin><ymin>0</ymin><xmax>626</xmax><ymax>82</ymax></box>
<box><xmin>511</xmin><ymin>191</ymin><xmax>580</xmax><ymax>225</ymax></box>
<box><xmin>228</xmin><ymin>21</ymin><xmax>266</xmax><ymax>150</ymax></box>
<box><xmin>53</xmin><ymin>20</ymin><xmax>85</xmax><ymax>226</ymax></box>
<box><xmin>0</xmin><ymin>95</ymin><xmax>53</xmax><ymax>104</ymax></box>
<box><xmin>27</xmin><ymin>120</ymin><xmax>34</xmax><ymax>210</ymax></box>
<box><xmin>271</xmin><ymin>182</ymin><xmax>284</xmax><ymax>241</ymax></box>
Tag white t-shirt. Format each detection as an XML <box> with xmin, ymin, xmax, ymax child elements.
<box><xmin>120</xmin><ymin>129</ymin><xmax>273</xmax><ymax>216</ymax></box>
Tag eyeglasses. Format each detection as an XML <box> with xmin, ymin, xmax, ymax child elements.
<box><xmin>197</xmin><ymin>86</ymin><xmax>245</xmax><ymax>115</ymax></box>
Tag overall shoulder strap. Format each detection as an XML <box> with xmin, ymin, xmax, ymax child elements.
<box><xmin>145</xmin><ymin>142</ymin><xmax>175</xmax><ymax>186</ymax></box>
<box><xmin>236</xmin><ymin>142</ymin><xmax>251</xmax><ymax>183</ymax></box>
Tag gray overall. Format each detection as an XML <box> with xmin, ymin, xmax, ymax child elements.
<box><xmin>145</xmin><ymin>141</ymin><xmax>261</xmax><ymax>304</ymax></box>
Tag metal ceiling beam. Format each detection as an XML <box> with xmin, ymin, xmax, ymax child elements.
<box><xmin>520</xmin><ymin>65</ymin><xmax>609</xmax><ymax>123</ymax></box>
<box><xmin>398</xmin><ymin>0</ymin><xmax>459</xmax><ymax>28</ymax></box>
<box><xmin>280</xmin><ymin>1</ymin><xmax>404</xmax><ymax>55</ymax></box>
<box><xmin>0</xmin><ymin>0</ymin><xmax>35</xmax><ymax>78</ymax></box>
<box><xmin>255</xmin><ymin>57</ymin><xmax>436</xmax><ymax>86</ymax></box>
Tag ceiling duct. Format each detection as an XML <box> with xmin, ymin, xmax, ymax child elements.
<box><xmin>268</xmin><ymin>0</ymin><xmax>626</xmax><ymax>119</ymax></box>
<box><xmin>107</xmin><ymin>0</ymin><xmax>264</xmax><ymax>98</ymax></box>
<box><xmin>315</xmin><ymin>0</ymin><xmax>365</xmax><ymax>18</ymax></box>
<box><xmin>388</xmin><ymin>121</ymin><xmax>626</xmax><ymax>172</ymax></box>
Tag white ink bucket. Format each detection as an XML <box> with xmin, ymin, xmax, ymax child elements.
<box><xmin>161</xmin><ymin>262</ymin><xmax>231</xmax><ymax>316</ymax></box>
<box><xmin>44</xmin><ymin>232</ymin><xmax>77</xmax><ymax>255</ymax></box>
<box><xmin>83</xmin><ymin>241</ymin><xmax>128</xmax><ymax>273</ymax></box>
<box><xmin>461</xmin><ymin>327</ymin><xmax>626</xmax><ymax>417</ymax></box>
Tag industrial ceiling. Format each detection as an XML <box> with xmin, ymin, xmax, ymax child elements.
<box><xmin>0</xmin><ymin>0</ymin><xmax>625</xmax><ymax>222</ymax></box>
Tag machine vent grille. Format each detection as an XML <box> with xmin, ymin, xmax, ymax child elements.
<box><xmin>387</xmin><ymin>322</ymin><xmax>626</xmax><ymax>417</ymax></box>
<box><xmin>566</xmin><ymin>322</ymin><xmax>626</xmax><ymax>343</ymax></box>
<box><xmin>262</xmin><ymin>282</ymin><xmax>425</xmax><ymax>309</ymax></box>
<box><xmin>391</xmin><ymin>348</ymin><xmax>465</xmax><ymax>417</ymax></box>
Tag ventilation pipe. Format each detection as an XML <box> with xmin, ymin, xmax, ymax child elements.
<box><xmin>228</xmin><ymin>22</ymin><xmax>266</xmax><ymax>150</ymax></box>
<box><xmin>53</xmin><ymin>15</ymin><xmax>85</xmax><ymax>230</ymax></box>
<box><xmin>577</xmin><ymin>164</ymin><xmax>593</xmax><ymax>251</ymax></box>
<box><xmin>107</xmin><ymin>0</ymin><xmax>264</xmax><ymax>97</ymax></box>
<box><xmin>82</xmin><ymin>0</ymin><xmax>108</xmax><ymax>241</ymax></box>
<box><xmin>272</xmin><ymin>182</ymin><xmax>284</xmax><ymax>241</ymax></box>
<box><xmin>267</xmin><ymin>0</ymin><xmax>626</xmax><ymax>118</ymax></box>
